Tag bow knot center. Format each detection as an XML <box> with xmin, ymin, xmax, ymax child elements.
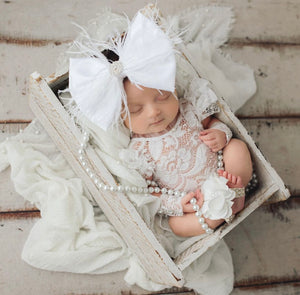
<box><xmin>110</xmin><ymin>61</ymin><xmax>124</xmax><ymax>77</ymax></box>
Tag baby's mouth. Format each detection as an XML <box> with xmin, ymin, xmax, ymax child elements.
<box><xmin>150</xmin><ymin>119</ymin><xmax>164</xmax><ymax>126</ymax></box>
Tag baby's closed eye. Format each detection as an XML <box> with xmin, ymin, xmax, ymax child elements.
<box><xmin>128</xmin><ymin>105</ymin><xmax>143</xmax><ymax>114</ymax></box>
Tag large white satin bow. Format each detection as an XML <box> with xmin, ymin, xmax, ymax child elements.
<box><xmin>69</xmin><ymin>11</ymin><xmax>177</xmax><ymax>131</ymax></box>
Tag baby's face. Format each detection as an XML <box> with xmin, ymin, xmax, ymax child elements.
<box><xmin>123</xmin><ymin>79</ymin><xmax>179</xmax><ymax>135</ymax></box>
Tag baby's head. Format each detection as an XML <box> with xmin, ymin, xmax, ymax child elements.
<box><xmin>123</xmin><ymin>79</ymin><xmax>179</xmax><ymax>135</ymax></box>
<box><xmin>102</xmin><ymin>49</ymin><xmax>179</xmax><ymax>135</ymax></box>
<box><xmin>69</xmin><ymin>12</ymin><xmax>177</xmax><ymax>133</ymax></box>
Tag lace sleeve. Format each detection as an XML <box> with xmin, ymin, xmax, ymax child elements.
<box><xmin>184</xmin><ymin>77</ymin><xmax>220</xmax><ymax>121</ymax></box>
<box><xmin>157</xmin><ymin>194</ymin><xmax>183</xmax><ymax>216</ymax></box>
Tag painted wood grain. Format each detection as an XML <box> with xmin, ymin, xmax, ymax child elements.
<box><xmin>241</xmin><ymin>118</ymin><xmax>300</xmax><ymax>196</ymax></box>
<box><xmin>225</xmin><ymin>197</ymin><xmax>300</xmax><ymax>286</ymax></box>
<box><xmin>230</xmin><ymin>45</ymin><xmax>300</xmax><ymax>118</ymax></box>
<box><xmin>1</xmin><ymin>43</ymin><xmax>299</xmax><ymax>121</ymax></box>
<box><xmin>0</xmin><ymin>198</ymin><xmax>298</xmax><ymax>295</ymax></box>
<box><xmin>232</xmin><ymin>283</ymin><xmax>300</xmax><ymax>295</ymax></box>
<box><xmin>0</xmin><ymin>123</ymin><xmax>39</xmax><ymax>211</ymax></box>
<box><xmin>0</xmin><ymin>0</ymin><xmax>299</xmax><ymax>44</ymax></box>
<box><xmin>0</xmin><ymin>43</ymin><xmax>67</xmax><ymax>122</ymax></box>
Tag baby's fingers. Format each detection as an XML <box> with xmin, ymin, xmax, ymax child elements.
<box><xmin>182</xmin><ymin>191</ymin><xmax>195</xmax><ymax>203</ymax></box>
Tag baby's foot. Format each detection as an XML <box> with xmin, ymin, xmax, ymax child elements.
<box><xmin>218</xmin><ymin>170</ymin><xmax>245</xmax><ymax>215</ymax></box>
<box><xmin>217</xmin><ymin>170</ymin><xmax>243</xmax><ymax>188</ymax></box>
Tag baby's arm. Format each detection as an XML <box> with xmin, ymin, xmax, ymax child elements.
<box><xmin>200</xmin><ymin>116</ymin><xmax>232</xmax><ymax>152</ymax></box>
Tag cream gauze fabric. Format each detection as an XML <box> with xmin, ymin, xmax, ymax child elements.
<box><xmin>0</xmin><ymin>6</ymin><xmax>256</xmax><ymax>295</ymax></box>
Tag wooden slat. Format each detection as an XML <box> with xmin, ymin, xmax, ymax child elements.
<box><xmin>232</xmin><ymin>282</ymin><xmax>300</xmax><ymax>295</ymax></box>
<box><xmin>28</xmin><ymin>72</ymin><xmax>184</xmax><ymax>287</ymax></box>
<box><xmin>0</xmin><ymin>0</ymin><xmax>299</xmax><ymax>43</ymax></box>
<box><xmin>0</xmin><ymin>123</ymin><xmax>37</xmax><ymax>211</ymax></box>
<box><xmin>0</xmin><ymin>43</ymin><xmax>66</xmax><ymax>122</ymax></box>
<box><xmin>1</xmin><ymin>43</ymin><xmax>299</xmax><ymax>121</ymax></box>
<box><xmin>230</xmin><ymin>44</ymin><xmax>300</xmax><ymax>118</ymax></box>
<box><xmin>242</xmin><ymin>118</ymin><xmax>300</xmax><ymax>196</ymax></box>
<box><xmin>225</xmin><ymin>197</ymin><xmax>300</xmax><ymax>286</ymax></box>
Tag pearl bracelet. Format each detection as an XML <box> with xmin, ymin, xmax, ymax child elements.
<box><xmin>190</xmin><ymin>197</ymin><xmax>214</xmax><ymax>234</ymax></box>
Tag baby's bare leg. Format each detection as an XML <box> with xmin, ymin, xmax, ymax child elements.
<box><xmin>169</xmin><ymin>213</ymin><xmax>224</xmax><ymax>237</ymax></box>
<box><xmin>222</xmin><ymin>138</ymin><xmax>252</xmax><ymax>187</ymax></box>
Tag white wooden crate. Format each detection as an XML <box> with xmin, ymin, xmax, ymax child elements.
<box><xmin>28</xmin><ymin>57</ymin><xmax>290</xmax><ymax>286</ymax></box>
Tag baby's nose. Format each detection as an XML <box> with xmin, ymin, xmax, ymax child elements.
<box><xmin>147</xmin><ymin>104</ymin><xmax>161</xmax><ymax>117</ymax></box>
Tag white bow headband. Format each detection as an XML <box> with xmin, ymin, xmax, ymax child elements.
<box><xmin>69</xmin><ymin>11</ymin><xmax>177</xmax><ymax>131</ymax></box>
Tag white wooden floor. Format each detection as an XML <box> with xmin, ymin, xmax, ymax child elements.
<box><xmin>1</xmin><ymin>0</ymin><xmax>300</xmax><ymax>294</ymax></box>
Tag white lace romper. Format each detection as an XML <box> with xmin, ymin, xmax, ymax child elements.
<box><xmin>125</xmin><ymin>78</ymin><xmax>222</xmax><ymax>216</ymax></box>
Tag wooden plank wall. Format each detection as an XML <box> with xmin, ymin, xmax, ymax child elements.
<box><xmin>0</xmin><ymin>1</ymin><xmax>299</xmax><ymax>294</ymax></box>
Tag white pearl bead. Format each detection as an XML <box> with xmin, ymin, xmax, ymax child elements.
<box><xmin>86</xmin><ymin>168</ymin><xmax>90</xmax><ymax>173</ymax></box>
<box><xmin>98</xmin><ymin>183</ymin><xmax>103</xmax><ymax>188</ymax></box>
<box><xmin>161</xmin><ymin>188</ymin><xmax>167</xmax><ymax>194</ymax></box>
<box><xmin>151</xmin><ymin>181</ymin><xmax>157</xmax><ymax>187</ymax></box>
<box><xmin>195</xmin><ymin>211</ymin><xmax>202</xmax><ymax>217</ymax></box>
<box><xmin>117</xmin><ymin>186</ymin><xmax>123</xmax><ymax>192</ymax></box>
<box><xmin>154</xmin><ymin>187</ymin><xmax>160</xmax><ymax>193</ymax></box>
<box><xmin>202</xmin><ymin>223</ymin><xmax>208</xmax><ymax>230</ymax></box>
<box><xmin>181</xmin><ymin>192</ymin><xmax>186</xmax><ymax>198</ymax></box>
<box><xmin>35</xmin><ymin>130</ymin><xmax>40</xmax><ymax>135</ymax></box>
<box><xmin>110</xmin><ymin>186</ymin><xmax>115</xmax><ymax>192</ymax></box>
<box><xmin>206</xmin><ymin>228</ymin><xmax>213</xmax><ymax>234</ymax></box>
<box><xmin>103</xmin><ymin>185</ymin><xmax>108</xmax><ymax>190</ymax></box>
<box><xmin>149</xmin><ymin>187</ymin><xmax>154</xmax><ymax>193</ymax></box>
<box><xmin>78</xmin><ymin>149</ymin><xmax>83</xmax><ymax>154</ymax></box>
<box><xmin>89</xmin><ymin>172</ymin><xmax>94</xmax><ymax>178</ymax></box>
<box><xmin>79</xmin><ymin>155</ymin><xmax>84</xmax><ymax>161</ymax></box>
<box><xmin>138</xmin><ymin>187</ymin><xmax>143</xmax><ymax>194</ymax></box>
<box><xmin>217</xmin><ymin>162</ymin><xmax>224</xmax><ymax>168</ymax></box>
<box><xmin>146</xmin><ymin>180</ymin><xmax>152</xmax><ymax>185</ymax></box>
<box><xmin>131</xmin><ymin>187</ymin><xmax>137</xmax><ymax>193</ymax></box>
<box><xmin>193</xmin><ymin>204</ymin><xmax>200</xmax><ymax>211</ymax></box>
<box><xmin>82</xmin><ymin>162</ymin><xmax>86</xmax><ymax>166</ymax></box>
<box><xmin>168</xmin><ymin>189</ymin><xmax>173</xmax><ymax>195</ymax></box>
<box><xmin>94</xmin><ymin>179</ymin><xmax>99</xmax><ymax>185</ymax></box>
<box><xmin>125</xmin><ymin>186</ymin><xmax>130</xmax><ymax>192</ymax></box>
<box><xmin>190</xmin><ymin>198</ymin><xmax>197</xmax><ymax>205</ymax></box>
<box><xmin>198</xmin><ymin>217</ymin><xmax>205</xmax><ymax>224</ymax></box>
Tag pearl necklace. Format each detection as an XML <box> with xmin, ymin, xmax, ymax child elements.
<box><xmin>77</xmin><ymin>129</ymin><xmax>224</xmax><ymax>234</ymax></box>
<box><xmin>77</xmin><ymin>130</ymin><xmax>224</xmax><ymax>198</ymax></box>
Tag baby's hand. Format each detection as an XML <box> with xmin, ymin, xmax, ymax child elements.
<box><xmin>181</xmin><ymin>190</ymin><xmax>203</xmax><ymax>213</ymax></box>
<box><xmin>199</xmin><ymin>129</ymin><xmax>227</xmax><ymax>152</ymax></box>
